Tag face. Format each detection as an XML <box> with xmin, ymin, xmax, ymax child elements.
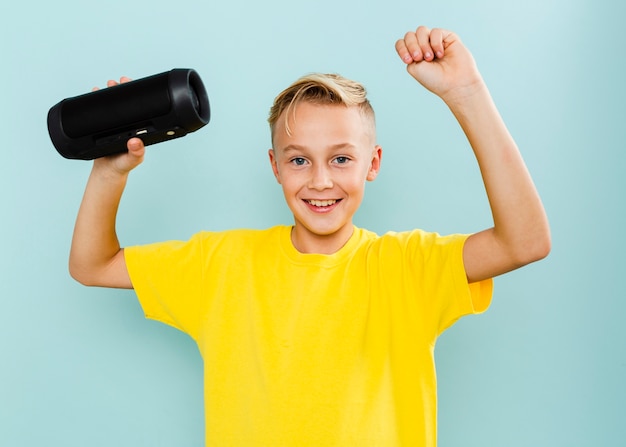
<box><xmin>269</xmin><ymin>102</ymin><xmax>382</xmax><ymax>254</ymax></box>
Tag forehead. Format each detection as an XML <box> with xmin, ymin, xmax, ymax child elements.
<box><xmin>273</xmin><ymin>102</ymin><xmax>372</xmax><ymax>149</ymax></box>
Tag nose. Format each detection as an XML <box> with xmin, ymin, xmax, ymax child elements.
<box><xmin>308</xmin><ymin>164</ymin><xmax>333</xmax><ymax>191</ymax></box>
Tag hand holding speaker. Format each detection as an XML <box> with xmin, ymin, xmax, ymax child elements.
<box><xmin>47</xmin><ymin>68</ymin><xmax>210</xmax><ymax>160</ymax></box>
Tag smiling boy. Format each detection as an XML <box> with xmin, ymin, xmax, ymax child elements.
<box><xmin>69</xmin><ymin>26</ymin><xmax>550</xmax><ymax>446</ymax></box>
<box><xmin>268</xmin><ymin>78</ymin><xmax>381</xmax><ymax>254</ymax></box>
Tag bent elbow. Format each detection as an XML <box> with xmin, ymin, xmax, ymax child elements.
<box><xmin>528</xmin><ymin>241</ymin><xmax>551</xmax><ymax>265</ymax></box>
<box><xmin>536</xmin><ymin>234</ymin><xmax>552</xmax><ymax>261</ymax></box>
<box><xmin>514</xmin><ymin>231</ymin><xmax>552</xmax><ymax>267</ymax></box>
<box><xmin>68</xmin><ymin>250</ymin><xmax>131</xmax><ymax>289</ymax></box>
<box><xmin>533</xmin><ymin>225</ymin><xmax>552</xmax><ymax>261</ymax></box>
<box><xmin>68</xmin><ymin>258</ymin><xmax>103</xmax><ymax>287</ymax></box>
<box><xmin>69</xmin><ymin>263</ymin><xmax>93</xmax><ymax>286</ymax></box>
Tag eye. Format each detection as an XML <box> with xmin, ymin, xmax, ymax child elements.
<box><xmin>290</xmin><ymin>157</ymin><xmax>307</xmax><ymax>166</ymax></box>
<box><xmin>333</xmin><ymin>156</ymin><xmax>350</xmax><ymax>165</ymax></box>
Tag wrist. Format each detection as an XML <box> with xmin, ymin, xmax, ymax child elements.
<box><xmin>441</xmin><ymin>78</ymin><xmax>489</xmax><ymax>111</ymax></box>
<box><xmin>91</xmin><ymin>157</ymin><xmax>131</xmax><ymax>183</ymax></box>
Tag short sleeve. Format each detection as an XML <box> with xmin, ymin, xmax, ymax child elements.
<box><xmin>380</xmin><ymin>230</ymin><xmax>493</xmax><ymax>338</ymax></box>
<box><xmin>428</xmin><ymin>232</ymin><xmax>493</xmax><ymax>335</ymax></box>
<box><xmin>124</xmin><ymin>234</ymin><xmax>206</xmax><ymax>341</ymax></box>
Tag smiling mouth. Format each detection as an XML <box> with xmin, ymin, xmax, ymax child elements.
<box><xmin>305</xmin><ymin>199</ymin><xmax>341</xmax><ymax>207</ymax></box>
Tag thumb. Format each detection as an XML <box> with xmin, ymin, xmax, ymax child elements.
<box><xmin>118</xmin><ymin>137</ymin><xmax>145</xmax><ymax>171</ymax></box>
<box><xmin>127</xmin><ymin>137</ymin><xmax>146</xmax><ymax>159</ymax></box>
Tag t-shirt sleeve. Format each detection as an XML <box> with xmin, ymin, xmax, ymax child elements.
<box><xmin>124</xmin><ymin>233</ymin><xmax>206</xmax><ymax>341</ymax></box>
<box><xmin>403</xmin><ymin>231</ymin><xmax>493</xmax><ymax>337</ymax></box>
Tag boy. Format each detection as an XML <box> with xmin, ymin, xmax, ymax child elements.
<box><xmin>69</xmin><ymin>26</ymin><xmax>550</xmax><ymax>446</ymax></box>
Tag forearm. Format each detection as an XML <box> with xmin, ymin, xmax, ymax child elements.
<box><xmin>447</xmin><ymin>83</ymin><xmax>551</xmax><ymax>277</ymax></box>
<box><xmin>69</xmin><ymin>160</ymin><xmax>131</xmax><ymax>287</ymax></box>
<box><xmin>395</xmin><ymin>26</ymin><xmax>550</xmax><ymax>281</ymax></box>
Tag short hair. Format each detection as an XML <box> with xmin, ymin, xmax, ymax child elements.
<box><xmin>268</xmin><ymin>73</ymin><xmax>376</xmax><ymax>142</ymax></box>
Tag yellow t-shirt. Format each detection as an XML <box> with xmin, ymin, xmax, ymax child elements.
<box><xmin>125</xmin><ymin>226</ymin><xmax>492</xmax><ymax>446</ymax></box>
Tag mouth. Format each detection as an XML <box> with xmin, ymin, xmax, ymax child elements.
<box><xmin>303</xmin><ymin>198</ymin><xmax>342</xmax><ymax>212</ymax></box>
<box><xmin>306</xmin><ymin>199</ymin><xmax>340</xmax><ymax>207</ymax></box>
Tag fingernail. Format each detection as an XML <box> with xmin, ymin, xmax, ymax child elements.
<box><xmin>436</xmin><ymin>51</ymin><xmax>443</xmax><ymax>58</ymax></box>
<box><xmin>403</xmin><ymin>55</ymin><xmax>412</xmax><ymax>63</ymax></box>
<box><xmin>424</xmin><ymin>52</ymin><xmax>432</xmax><ymax>59</ymax></box>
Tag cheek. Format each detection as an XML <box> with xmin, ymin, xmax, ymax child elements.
<box><xmin>343</xmin><ymin>175</ymin><xmax>367</xmax><ymax>197</ymax></box>
<box><xmin>278</xmin><ymin>173</ymin><xmax>301</xmax><ymax>195</ymax></box>
<box><xmin>353</xmin><ymin>164</ymin><xmax>373</xmax><ymax>187</ymax></box>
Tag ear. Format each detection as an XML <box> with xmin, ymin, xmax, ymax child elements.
<box><xmin>268</xmin><ymin>148</ymin><xmax>282</xmax><ymax>184</ymax></box>
<box><xmin>366</xmin><ymin>145</ymin><xmax>382</xmax><ymax>181</ymax></box>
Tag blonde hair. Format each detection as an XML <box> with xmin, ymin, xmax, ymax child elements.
<box><xmin>268</xmin><ymin>73</ymin><xmax>375</xmax><ymax>141</ymax></box>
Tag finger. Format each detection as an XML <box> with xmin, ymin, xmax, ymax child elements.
<box><xmin>429</xmin><ymin>28</ymin><xmax>446</xmax><ymax>59</ymax></box>
<box><xmin>416</xmin><ymin>26</ymin><xmax>435</xmax><ymax>61</ymax></box>
<box><xmin>127</xmin><ymin>137</ymin><xmax>145</xmax><ymax>156</ymax></box>
<box><xmin>395</xmin><ymin>38</ymin><xmax>414</xmax><ymax>64</ymax></box>
<box><xmin>404</xmin><ymin>31</ymin><xmax>423</xmax><ymax>62</ymax></box>
<box><xmin>101</xmin><ymin>76</ymin><xmax>131</xmax><ymax>91</ymax></box>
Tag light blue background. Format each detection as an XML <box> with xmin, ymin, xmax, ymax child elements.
<box><xmin>1</xmin><ymin>0</ymin><xmax>624</xmax><ymax>446</ymax></box>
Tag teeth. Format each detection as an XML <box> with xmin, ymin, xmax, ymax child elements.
<box><xmin>307</xmin><ymin>199</ymin><xmax>337</xmax><ymax>207</ymax></box>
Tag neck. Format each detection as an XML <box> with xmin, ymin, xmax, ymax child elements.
<box><xmin>290</xmin><ymin>225</ymin><xmax>354</xmax><ymax>255</ymax></box>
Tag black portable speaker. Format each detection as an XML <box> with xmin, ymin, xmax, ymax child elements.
<box><xmin>47</xmin><ymin>68</ymin><xmax>210</xmax><ymax>160</ymax></box>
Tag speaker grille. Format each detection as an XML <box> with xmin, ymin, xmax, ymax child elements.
<box><xmin>61</xmin><ymin>75</ymin><xmax>172</xmax><ymax>138</ymax></box>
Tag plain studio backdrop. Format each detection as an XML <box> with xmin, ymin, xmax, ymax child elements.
<box><xmin>1</xmin><ymin>1</ymin><xmax>624</xmax><ymax>446</ymax></box>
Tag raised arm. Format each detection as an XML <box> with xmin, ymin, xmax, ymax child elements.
<box><xmin>395</xmin><ymin>26</ymin><xmax>551</xmax><ymax>283</ymax></box>
<box><xmin>69</xmin><ymin>78</ymin><xmax>145</xmax><ymax>288</ymax></box>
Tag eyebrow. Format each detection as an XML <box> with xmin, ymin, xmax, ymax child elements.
<box><xmin>280</xmin><ymin>143</ymin><xmax>357</xmax><ymax>153</ymax></box>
